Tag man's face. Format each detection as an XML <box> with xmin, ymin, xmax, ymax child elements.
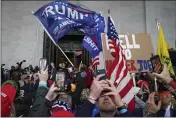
<box><xmin>159</xmin><ymin>91</ymin><xmax>172</xmax><ymax>105</ymax></box>
<box><xmin>97</xmin><ymin>85</ymin><xmax>116</xmax><ymax>112</ymax></box>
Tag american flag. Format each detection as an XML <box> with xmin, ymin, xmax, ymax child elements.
<box><xmin>90</xmin><ymin>35</ymin><xmax>101</xmax><ymax>71</ymax></box>
<box><xmin>107</xmin><ymin>16</ymin><xmax>135</xmax><ymax>111</ymax></box>
<box><xmin>91</xmin><ymin>55</ymin><xmax>99</xmax><ymax>70</ymax></box>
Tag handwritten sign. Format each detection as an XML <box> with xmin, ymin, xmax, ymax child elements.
<box><xmin>101</xmin><ymin>33</ymin><xmax>154</xmax><ymax>73</ymax></box>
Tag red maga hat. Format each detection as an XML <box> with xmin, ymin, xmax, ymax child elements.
<box><xmin>1</xmin><ymin>84</ymin><xmax>16</xmax><ymax>117</ymax></box>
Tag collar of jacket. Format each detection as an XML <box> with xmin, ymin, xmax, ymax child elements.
<box><xmin>157</xmin><ymin>104</ymin><xmax>176</xmax><ymax>117</ymax></box>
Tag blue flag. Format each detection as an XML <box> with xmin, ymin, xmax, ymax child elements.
<box><xmin>93</xmin><ymin>33</ymin><xmax>102</xmax><ymax>51</ymax></box>
<box><xmin>82</xmin><ymin>36</ymin><xmax>100</xmax><ymax>58</ymax></box>
<box><xmin>89</xmin><ymin>13</ymin><xmax>105</xmax><ymax>51</ymax></box>
<box><xmin>82</xmin><ymin>13</ymin><xmax>105</xmax><ymax>53</ymax></box>
<box><xmin>34</xmin><ymin>1</ymin><xmax>105</xmax><ymax>44</ymax></box>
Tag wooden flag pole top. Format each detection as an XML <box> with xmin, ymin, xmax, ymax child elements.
<box><xmin>108</xmin><ymin>9</ymin><xmax>110</xmax><ymax>14</ymax></box>
<box><xmin>154</xmin><ymin>18</ymin><xmax>159</xmax><ymax>92</ymax></box>
<box><xmin>155</xmin><ymin>18</ymin><xmax>160</xmax><ymax>31</ymax></box>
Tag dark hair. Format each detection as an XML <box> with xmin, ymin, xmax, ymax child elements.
<box><xmin>11</xmin><ymin>71</ymin><xmax>21</xmax><ymax>81</ymax></box>
<box><xmin>30</xmin><ymin>75</ymin><xmax>34</xmax><ymax>81</ymax></box>
<box><xmin>34</xmin><ymin>66</ymin><xmax>39</xmax><ymax>73</ymax></box>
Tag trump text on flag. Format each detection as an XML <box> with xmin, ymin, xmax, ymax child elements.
<box><xmin>42</xmin><ymin>2</ymin><xmax>89</xmax><ymax>21</ymax></box>
<box><xmin>34</xmin><ymin>1</ymin><xmax>105</xmax><ymax>44</ymax></box>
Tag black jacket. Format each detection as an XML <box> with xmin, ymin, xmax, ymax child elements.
<box><xmin>157</xmin><ymin>107</ymin><xmax>176</xmax><ymax>117</ymax></box>
<box><xmin>75</xmin><ymin>100</ymin><xmax>140</xmax><ymax>117</ymax></box>
<box><xmin>71</xmin><ymin>72</ymin><xmax>85</xmax><ymax>109</ymax></box>
<box><xmin>28</xmin><ymin>86</ymin><xmax>52</xmax><ymax>117</ymax></box>
<box><xmin>28</xmin><ymin>72</ymin><xmax>84</xmax><ymax>117</ymax></box>
<box><xmin>28</xmin><ymin>73</ymin><xmax>84</xmax><ymax>117</ymax></box>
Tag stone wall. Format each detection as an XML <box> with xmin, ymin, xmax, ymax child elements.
<box><xmin>1</xmin><ymin>1</ymin><xmax>176</xmax><ymax>69</ymax></box>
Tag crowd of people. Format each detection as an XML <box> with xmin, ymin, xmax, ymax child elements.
<box><xmin>1</xmin><ymin>59</ymin><xmax>176</xmax><ymax>117</ymax></box>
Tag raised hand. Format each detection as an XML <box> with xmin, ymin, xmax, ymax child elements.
<box><xmin>153</xmin><ymin>64</ymin><xmax>172</xmax><ymax>84</ymax></box>
<box><xmin>146</xmin><ymin>92</ymin><xmax>162</xmax><ymax>113</ymax></box>
<box><xmin>45</xmin><ymin>82</ymin><xmax>60</xmax><ymax>101</ymax></box>
<box><xmin>89</xmin><ymin>74</ymin><xmax>108</xmax><ymax>101</ymax></box>
<box><xmin>104</xmin><ymin>80</ymin><xmax>124</xmax><ymax>107</ymax></box>
<box><xmin>38</xmin><ymin>67</ymin><xmax>48</xmax><ymax>82</ymax></box>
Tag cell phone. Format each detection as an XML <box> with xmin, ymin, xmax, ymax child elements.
<box><xmin>96</xmin><ymin>69</ymin><xmax>107</xmax><ymax>81</ymax></box>
<box><xmin>150</xmin><ymin>55</ymin><xmax>163</xmax><ymax>74</ymax></box>
<box><xmin>139</xmin><ymin>93</ymin><xmax>149</xmax><ymax>102</ymax></box>
<box><xmin>154</xmin><ymin>95</ymin><xmax>160</xmax><ymax>105</ymax></box>
<box><xmin>55</xmin><ymin>72</ymin><xmax>65</xmax><ymax>92</ymax></box>
<box><xmin>39</xmin><ymin>58</ymin><xmax>47</xmax><ymax>70</ymax></box>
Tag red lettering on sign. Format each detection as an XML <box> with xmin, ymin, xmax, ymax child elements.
<box><xmin>106</xmin><ymin>60</ymin><xmax>137</xmax><ymax>73</ymax></box>
<box><xmin>127</xmin><ymin>61</ymin><xmax>131</xmax><ymax>71</ymax></box>
<box><xmin>127</xmin><ymin>60</ymin><xmax>137</xmax><ymax>72</ymax></box>
<box><xmin>130</xmin><ymin>60</ymin><xmax>137</xmax><ymax>71</ymax></box>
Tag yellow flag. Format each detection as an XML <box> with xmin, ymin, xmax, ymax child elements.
<box><xmin>157</xmin><ymin>24</ymin><xmax>175</xmax><ymax>75</ymax></box>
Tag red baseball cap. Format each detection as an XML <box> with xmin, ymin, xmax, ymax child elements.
<box><xmin>1</xmin><ymin>84</ymin><xmax>16</xmax><ymax>117</ymax></box>
<box><xmin>159</xmin><ymin>90</ymin><xmax>171</xmax><ymax>98</ymax></box>
<box><xmin>51</xmin><ymin>110</ymin><xmax>75</xmax><ymax>117</ymax></box>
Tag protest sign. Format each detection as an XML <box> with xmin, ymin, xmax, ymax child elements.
<box><xmin>101</xmin><ymin>33</ymin><xmax>154</xmax><ymax>73</ymax></box>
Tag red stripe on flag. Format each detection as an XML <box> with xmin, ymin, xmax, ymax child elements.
<box><xmin>107</xmin><ymin>55</ymin><xmax>119</xmax><ymax>79</ymax></box>
<box><xmin>114</xmin><ymin>58</ymin><xmax>125</xmax><ymax>83</ymax></box>
<box><xmin>128</xmin><ymin>97</ymin><xmax>135</xmax><ymax>112</ymax></box>
<box><xmin>92</xmin><ymin>58</ymin><xmax>99</xmax><ymax>63</ymax></box>
<box><xmin>114</xmin><ymin>59</ymin><xmax>128</xmax><ymax>87</ymax></box>
<box><xmin>119</xmin><ymin>79</ymin><xmax>133</xmax><ymax>98</ymax></box>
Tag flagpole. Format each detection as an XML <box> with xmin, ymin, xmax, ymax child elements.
<box><xmin>155</xmin><ymin>18</ymin><xmax>160</xmax><ymax>31</ymax></box>
<box><xmin>57</xmin><ymin>45</ymin><xmax>74</xmax><ymax>67</ymax></box>
<box><xmin>154</xmin><ymin>76</ymin><xmax>158</xmax><ymax>92</ymax></box>
<box><xmin>31</xmin><ymin>11</ymin><xmax>74</xmax><ymax>67</ymax></box>
<box><xmin>97</xmin><ymin>10</ymin><xmax>107</xmax><ymax>76</ymax></box>
<box><xmin>131</xmin><ymin>73</ymin><xmax>136</xmax><ymax>87</ymax></box>
<box><xmin>108</xmin><ymin>9</ymin><xmax>110</xmax><ymax>33</ymax></box>
<box><xmin>154</xmin><ymin>18</ymin><xmax>159</xmax><ymax>92</ymax></box>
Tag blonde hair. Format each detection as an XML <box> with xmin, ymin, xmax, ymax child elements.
<box><xmin>58</xmin><ymin>93</ymin><xmax>72</xmax><ymax>105</ymax></box>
